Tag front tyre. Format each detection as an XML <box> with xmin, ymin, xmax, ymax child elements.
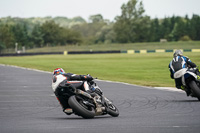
<box><xmin>107</xmin><ymin>103</ymin><xmax>119</xmax><ymax>117</ymax></box>
<box><xmin>68</xmin><ymin>96</ymin><xmax>95</xmax><ymax>119</ymax></box>
<box><xmin>189</xmin><ymin>80</ymin><xmax>200</xmax><ymax>101</ymax></box>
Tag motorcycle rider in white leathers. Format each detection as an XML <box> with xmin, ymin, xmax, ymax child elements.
<box><xmin>168</xmin><ymin>50</ymin><xmax>198</xmax><ymax>96</ymax></box>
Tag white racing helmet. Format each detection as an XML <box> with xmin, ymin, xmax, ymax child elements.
<box><xmin>173</xmin><ymin>49</ymin><xmax>183</xmax><ymax>57</ymax></box>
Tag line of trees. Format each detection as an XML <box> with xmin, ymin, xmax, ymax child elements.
<box><xmin>0</xmin><ymin>0</ymin><xmax>200</xmax><ymax>53</ymax></box>
<box><xmin>0</xmin><ymin>20</ymin><xmax>82</xmax><ymax>52</ymax></box>
<box><xmin>113</xmin><ymin>0</ymin><xmax>200</xmax><ymax>43</ymax></box>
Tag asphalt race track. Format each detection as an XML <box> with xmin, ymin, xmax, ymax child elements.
<box><xmin>0</xmin><ymin>65</ymin><xmax>200</xmax><ymax>133</ymax></box>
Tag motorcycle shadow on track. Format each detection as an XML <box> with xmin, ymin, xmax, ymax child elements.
<box><xmin>45</xmin><ymin>115</ymin><xmax>115</xmax><ymax>120</ymax></box>
<box><xmin>169</xmin><ymin>99</ymin><xmax>199</xmax><ymax>103</ymax></box>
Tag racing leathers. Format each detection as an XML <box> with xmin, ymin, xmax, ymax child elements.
<box><xmin>168</xmin><ymin>55</ymin><xmax>196</xmax><ymax>90</ymax></box>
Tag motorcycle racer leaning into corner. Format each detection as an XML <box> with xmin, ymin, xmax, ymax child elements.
<box><xmin>52</xmin><ymin>68</ymin><xmax>95</xmax><ymax>115</ymax></box>
<box><xmin>168</xmin><ymin>49</ymin><xmax>200</xmax><ymax>96</ymax></box>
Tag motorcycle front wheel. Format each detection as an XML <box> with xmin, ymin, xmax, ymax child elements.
<box><xmin>68</xmin><ymin>95</ymin><xmax>95</xmax><ymax>119</ymax></box>
<box><xmin>106</xmin><ymin>102</ymin><xmax>119</xmax><ymax>117</ymax></box>
<box><xmin>189</xmin><ymin>80</ymin><xmax>200</xmax><ymax>101</ymax></box>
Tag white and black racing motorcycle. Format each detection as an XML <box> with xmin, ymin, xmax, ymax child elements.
<box><xmin>174</xmin><ymin>67</ymin><xmax>200</xmax><ymax>100</ymax></box>
<box><xmin>52</xmin><ymin>77</ymin><xmax>119</xmax><ymax>119</ymax></box>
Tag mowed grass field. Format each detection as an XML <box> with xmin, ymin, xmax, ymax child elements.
<box><xmin>26</xmin><ymin>41</ymin><xmax>200</xmax><ymax>52</ymax></box>
<box><xmin>0</xmin><ymin>52</ymin><xmax>200</xmax><ymax>87</ymax></box>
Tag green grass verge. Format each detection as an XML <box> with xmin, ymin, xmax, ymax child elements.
<box><xmin>26</xmin><ymin>41</ymin><xmax>200</xmax><ymax>53</ymax></box>
<box><xmin>0</xmin><ymin>52</ymin><xmax>200</xmax><ymax>87</ymax></box>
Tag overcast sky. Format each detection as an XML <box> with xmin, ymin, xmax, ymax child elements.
<box><xmin>0</xmin><ymin>0</ymin><xmax>199</xmax><ymax>21</ymax></box>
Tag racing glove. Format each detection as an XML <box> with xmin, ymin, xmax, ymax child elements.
<box><xmin>81</xmin><ymin>75</ymin><xmax>93</xmax><ymax>81</ymax></box>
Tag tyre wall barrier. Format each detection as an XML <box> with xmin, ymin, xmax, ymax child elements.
<box><xmin>0</xmin><ymin>50</ymin><xmax>120</xmax><ymax>56</ymax></box>
<box><xmin>0</xmin><ymin>52</ymin><xmax>63</xmax><ymax>56</ymax></box>
<box><xmin>125</xmin><ymin>49</ymin><xmax>200</xmax><ymax>54</ymax></box>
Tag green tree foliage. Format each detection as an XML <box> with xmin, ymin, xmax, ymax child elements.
<box><xmin>12</xmin><ymin>23</ymin><xmax>29</xmax><ymax>48</ymax></box>
<box><xmin>149</xmin><ymin>18</ymin><xmax>160</xmax><ymax>42</ymax></box>
<box><xmin>149</xmin><ymin>15</ymin><xmax>200</xmax><ymax>42</ymax></box>
<box><xmin>170</xmin><ymin>17</ymin><xmax>186</xmax><ymax>41</ymax></box>
<box><xmin>114</xmin><ymin>0</ymin><xmax>151</xmax><ymax>43</ymax></box>
<box><xmin>160</xmin><ymin>18</ymin><xmax>171</xmax><ymax>40</ymax></box>
<box><xmin>30</xmin><ymin>25</ymin><xmax>44</xmax><ymax>47</ymax></box>
<box><xmin>89</xmin><ymin>14</ymin><xmax>104</xmax><ymax>23</ymax></box>
<box><xmin>179</xmin><ymin>35</ymin><xmax>191</xmax><ymax>41</ymax></box>
<box><xmin>0</xmin><ymin>24</ymin><xmax>15</xmax><ymax>48</ymax></box>
<box><xmin>57</xmin><ymin>27</ymin><xmax>82</xmax><ymax>45</ymax></box>
<box><xmin>189</xmin><ymin>14</ymin><xmax>200</xmax><ymax>40</ymax></box>
<box><xmin>40</xmin><ymin>20</ymin><xmax>82</xmax><ymax>46</ymax></box>
<box><xmin>95</xmin><ymin>24</ymin><xmax>116</xmax><ymax>43</ymax></box>
<box><xmin>53</xmin><ymin>16</ymin><xmax>86</xmax><ymax>28</ymax></box>
<box><xmin>0</xmin><ymin>41</ymin><xmax>6</xmax><ymax>53</ymax></box>
<box><xmin>40</xmin><ymin>21</ymin><xmax>61</xmax><ymax>46</ymax></box>
<box><xmin>72</xmin><ymin>14</ymin><xmax>108</xmax><ymax>44</ymax></box>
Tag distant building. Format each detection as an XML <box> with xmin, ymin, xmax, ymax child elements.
<box><xmin>160</xmin><ymin>39</ymin><xmax>167</xmax><ymax>43</ymax></box>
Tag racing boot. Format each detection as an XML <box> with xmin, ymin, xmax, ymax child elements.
<box><xmin>181</xmin><ymin>85</ymin><xmax>190</xmax><ymax>96</ymax></box>
<box><xmin>195</xmin><ymin>68</ymin><xmax>200</xmax><ymax>81</ymax></box>
<box><xmin>64</xmin><ymin>108</ymin><xmax>73</xmax><ymax>115</ymax></box>
<box><xmin>197</xmin><ymin>75</ymin><xmax>200</xmax><ymax>82</ymax></box>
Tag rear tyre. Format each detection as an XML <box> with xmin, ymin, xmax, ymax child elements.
<box><xmin>189</xmin><ymin>80</ymin><xmax>200</xmax><ymax>101</ymax></box>
<box><xmin>68</xmin><ymin>96</ymin><xmax>95</xmax><ymax>119</ymax></box>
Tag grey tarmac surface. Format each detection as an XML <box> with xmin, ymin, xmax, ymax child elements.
<box><xmin>0</xmin><ymin>65</ymin><xmax>200</xmax><ymax>133</ymax></box>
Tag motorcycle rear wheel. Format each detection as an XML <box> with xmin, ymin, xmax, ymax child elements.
<box><xmin>189</xmin><ymin>80</ymin><xmax>200</xmax><ymax>101</ymax></box>
<box><xmin>68</xmin><ymin>95</ymin><xmax>95</xmax><ymax>119</ymax></box>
